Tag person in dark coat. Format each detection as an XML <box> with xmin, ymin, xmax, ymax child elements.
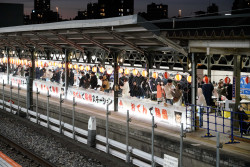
<box><xmin>84</xmin><ymin>73</ymin><xmax>90</xmax><ymax>89</ymax></box>
<box><xmin>128</xmin><ymin>74</ymin><xmax>134</xmax><ymax>96</ymax></box>
<box><xmin>79</xmin><ymin>72</ymin><xmax>86</xmax><ymax>88</ymax></box>
<box><xmin>35</xmin><ymin>67</ymin><xmax>40</xmax><ymax>79</ymax></box>
<box><xmin>226</xmin><ymin>84</ymin><xmax>232</xmax><ymax>100</ymax></box>
<box><xmin>55</xmin><ymin>69</ymin><xmax>60</xmax><ymax>83</ymax></box>
<box><xmin>202</xmin><ymin>79</ymin><xmax>214</xmax><ymax>106</ymax></box>
<box><xmin>132</xmin><ymin>72</ymin><xmax>144</xmax><ymax>98</ymax></box>
<box><xmin>149</xmin><ymin>77</ymin><xmax>157</xmax><ymax>92</ymax></box>
<box><xmin>69</xmin><ymin>69</ymin><xmax>74</xmax><ymax>86</ymax></box>
<box><xmin>90</xmin><ymin>72</ymin><xmax>97</xmax><ymax>89</ymax></box>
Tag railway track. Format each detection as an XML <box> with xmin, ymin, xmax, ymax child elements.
<box><xmin>0</xmin><ymin>133</ymin><xmax>56</xmax><ymax>167</ymax></box>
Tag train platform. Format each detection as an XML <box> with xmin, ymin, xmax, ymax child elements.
<box><xmin>2</xmin><ymin>85</ymin><xmax>250</xmax><ymax>165</ymax></box>
<box><xmin>0</xmin><ymin>152</ymin><xmax>21</xmax><ymax>167</ymax></box>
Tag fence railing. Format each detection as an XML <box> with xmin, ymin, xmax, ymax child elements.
<box><xmin>0</xmin><ymin>82</ymin><xmax>166</xmax><ymax>167</ymax></box>
<box><xmin>187</xmin><ymin>104</ymin><xmax>250</xmax><ymax>143</ymax></box>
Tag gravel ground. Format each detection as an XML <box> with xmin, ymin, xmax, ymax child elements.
<box><xmin>0</xmin><ymin>112</ymin><xmax>104</xmax><ymax>167</ymax></box>
<box><xmin>0</xmin><ymin>140</ymin><xmax>40</xmax><ymax>167</ymax></box>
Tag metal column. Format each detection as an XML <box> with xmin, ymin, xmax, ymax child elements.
<box><xmin>126</xmin><ymin>110</ymin><xmax>131</xmax><ymax>163</ymax></box>
<box><xmin>6</xmin><ymin>48</ymin><xmax>10</xmax><ymax>84</ymax></box>
<box><xmin>233</xmin><ymin>55</ymin><xmax>242</xmax><ymax>128</ymax></box>
<box><xmin>10</xmin><ymin>81</ymin><xmax>12</xmax><ymax>113</ymax></box>
<box><xmin>47</xmin><ymin>90</ymin><xmax>50</xmax><ymax>128</ymax></box>
<box><xmin>17</xmin><ymin>83</ymin><xmax>20</xmax><ymax>116</ymax></box>
<box><xmin>36</xmin><ymin>88</ymin><xmax>40</xmax><ymax>124</ymax></box>
<box><xmin>150</xmin><ymin>107</ymin><xmax>156</xmax><ymax>167</ymax></box>
<box><xmin>191</xmin><ymin>53</ymin><xmax>197</xmax><ymax>131</ymax></box>
<box><xmin>72</xmin><ymin>97</ymin><xmax>76</xmax><ymax>140</ymax></box>
<box><xmin>64</xmin><ymin>49</ymin><xmax>69</xmax><ymax>98</ymax></box>
<box><xmin>29</xmin><ymin>49</ymin><xmax>35</xmax><ymax>110</ymax></box>
<box><xmin>207</xmin><ymin>54</ymin><xmax>211</xmax><ymax>79</ymax></box>
<box><xmin>113</xmin><ymin>51</ymin><xmax>119</xmax><ymax>112</ymax></box>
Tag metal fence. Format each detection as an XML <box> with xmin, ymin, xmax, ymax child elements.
<box><xmin>0</xmin><ymin>81</ymin><xmax>166</xmax><ymax>167</ymax></box>
<box><xmin>187</xmin><ymin>104</ymin><xmax>250</xmax><ymax>143</ymax></box>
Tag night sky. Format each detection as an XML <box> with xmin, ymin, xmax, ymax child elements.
<box><xmin>0</xmin><ymin>0</ymin><xmax>234</xmax><ymax>19</ymax></box>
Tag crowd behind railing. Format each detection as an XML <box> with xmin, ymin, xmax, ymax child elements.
<box><xmin>0</xmin><ymin>62</ymin><xmax>245</xmax><ymax>107</ymax></box>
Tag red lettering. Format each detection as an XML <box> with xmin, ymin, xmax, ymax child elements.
<box><xmin>137</xmin><ymin>104</ymin><xmax>141</xmax><ymax>113</ymax></box>
<box><xmin>131</xmin><ymin>103</ymin><xmax>135</xmax><ymax>112</ymax></box>
<box><xmin>155</xmin><ymin>108</ymin><xmax>161</xmax><ymax>118</ymax></box>
<box><xmin>143</xmin><ymin>105</ymin><xmax>147</xmax><ymax>115</ymax></box>
<box><xmin>89</xmin><ymin>94</ymin><xmax>92</xmax><ymax>102</ymax></box>
<box><xmin>119</xmin><ymin>100</ymin><xmax>123</xmax><ymax>106</ymax></box>
<box><xmin>55</xmin><ymin>87</ymin><xmax>58</xmax><ymax>94</ymax></box>
<box><xmin>85</xmin><ymin>93</ymin><xmax>89</xmax><ymax>101</ymax></box>
<box><xmin>162</xmin><ymin>109</ymin><xmax>168</xmax><ymax>120</ymax></box>
<box><xmin>52</xmin><ymin>86</ymin><xmax>55</xmax><ymax>93</ymax></box>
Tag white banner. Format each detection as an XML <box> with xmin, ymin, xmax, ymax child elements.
<box><xmin>10</xmin><ymin>75</ymin><xmax>27</xmax><ymax>89</ymax></box>
<box><xmin>67</xmin><ymin>87</ymin><xmax>114</xmax><ymax>110</ymax></box>
<box><xmin>118</xmin><ymin>97</ymin><xmax>190</xmax><ymax>129</ymax></box>
<box><xmin>33</xmin><ymin>80</ymin><xmax>63</xmax><ymax>97</ymax></box>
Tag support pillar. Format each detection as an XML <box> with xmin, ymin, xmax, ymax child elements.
<box><xmin>207</xmin><ymin>54</ymin><xmax>211</xmax><ymax>79</ymax></box>
<box><xmin>6</xmin><ymin>48</ymin><xmax>10</xmax><ymax>84</ymax></box>
<box><xmin>233</xmin><ymin>55</ymin><xmax>241</xmax><ymax>129</ymax></box>
<box><xmin>191</xmin><ymin>53</ymin><xmax>197</xmax><ymax>131</ymax></box>
<box><xmin>29</xmin><ymin>50</ymin><xmax>35</xmax><ymax>110</ymax></box>
<box><xmin>113</xmin><ymin>51</ymin><xmax>119</xmax><ymax>112</ymax></box>
<box><xmin>64</xmin><ymin>49</ymin><xmax>70</xmax><ymax>98</ymax></box>
<box><xmin>146</xmin><ymin>53</ymin><xmax>153</xmax><ymax>77</ymax></box>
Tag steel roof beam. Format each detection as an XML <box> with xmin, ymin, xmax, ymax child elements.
<box><xmin>8</xmin><ymin>38</ymin><xmax>29</xmax><ymax>50</ymax></box>
<box><xmin>0</xmin><ymin>39</ymin><xmax>16</xmax><ymax>50</ymax></box>
<box><xmin>106</xmin><ymin>29</ymin><xmax>145</xmax><ymax>55</ymax></box>
<box><xmin>82</xmin><ymin>33</ymin><xmax>110</xmax><ymax>53</ymax></box>
<box><xmin>50</xmin><ymin>31</ymin><xmax>84</xmax><ymax>53</ymax></box>
<box><xmin>153</xmin><ymin>34</ymin><xmax>188</xmax><ymax>57</ymax></box>
<box><xmin>22</xmin><ymin>37</ymin><xmax>45</xmax><ymax>51</ymax></box>
<box><xmin>33</xmin><ymin>33</ymin><xmax>63</xmax><ymax>52</ymax></box>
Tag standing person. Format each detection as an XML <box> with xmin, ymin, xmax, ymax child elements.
<box><xmin>121</xmin><ymin>77</ymin><xmax>130</xmax><ymax>97</ymax></box>
<box><xmin>84</xmin><ymin>73</ymin><xmax>90</xmax><ymax>89</ymax></box>
<box><xmin>61</xmin><ymin>69</ymin><xmax>65</xmax><ymax>85</ymax></box>
<box><xmin>128</xmin><ymin>74</ymin><xmax>134</xmax><ymax>96</ymax></box>
<box><xmin>55</xmin><ymin>69</ymin><xmax>61</xmax><ymax>83</ymax></box>
<box><xmin>79</xmin><ymin>72</ymin><xmax>85</xmax><ymax>88</ymax></box>
<box><xmin>132</xmin><ymin>72</ymin><xmax>144</xmax><ymax>99</ymax></box>
<box><xmin>217</xmin><ymin>81</ymin><xmax>227</xmax><ymax>101</ymax></box>
<box><xmin>69</xmin><ymin>69</ymin><xmax>74</xmax><ymax>86</ymax></box>
<box><xmin>171</xmin><ymin>83</ymin><xmax>182</xmax><ymax>106</ymax></box>
<box><xmin>197</xmin><ymin>88</ymin><xmax>207</xmax><ymax>127</ymax></box>
<box><xmin>142</xmin><ymin>78</ymin><xmax>151</xmax><ymax>99</ymax></box>
<box><xmin>90</xmin><ymin>72</ymin><xmax>97</xmax><ymax>89</ymax></box>
<box><xmin>157</xmin><ymin>82</ymin><xmax>165</xmax><ymax>104</ymax></box>
<box><xmin>164</xmin><ymin>79</ymin><xmax>174</xmax><ymax>105</ymax></box>
<box><xmin>202</xmin><ymin>77</ymin><xmax>214</xmax><ymax>107</ymax></box>
<box><xmin>100</xmin><ymin>75</ymin><xmax>110</xmax><ymax>93</ymax></box>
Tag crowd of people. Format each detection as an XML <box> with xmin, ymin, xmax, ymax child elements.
<box><xmin>0</xmin><ymin>62</ymin><xmax>238</xmax><ymax>108</ymax></box>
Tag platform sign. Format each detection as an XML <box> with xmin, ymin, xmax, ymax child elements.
<box><xmin>232</xmin><ymin>77</ymin><xmax>236</xmax><ymax>99</ymax></box>
<box><xmin>163</xmin><ymin>154</ymin><xmax>178</xmax><ymax>167</ymax></box>
<box><xmin>240</xmin><ymin>76</ymin><xmax>250</xmax><ymax>95</ymax></box>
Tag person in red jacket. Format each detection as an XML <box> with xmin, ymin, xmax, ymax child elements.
<box><xmin>157</xmin><ymin>82</ymin><xmax>165</xmax><ymax>104</ymax></box>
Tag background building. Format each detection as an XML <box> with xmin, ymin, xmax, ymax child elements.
<box><xmin>232</xmin><ymin>0</ymin><xmax>250</xmax><ymax>14</ymax></box>
<box><xmin>139</xmin><ymin>3</ymin><xmax>168</xmax><ymax>20</ymax></box>
<box><xmin>0</xmin><ymin>3</ymin><xmax>24</xmax><ymax>27</ymax></box>
<box><xmin>98</xmin><ymin>0</ymin><xmax>134</xmax><ymax>18</ymax></box>
<box><xmin>31</xmin><ymin>0</ymin><xmax>59</xmax><ymax>23</ymax></box>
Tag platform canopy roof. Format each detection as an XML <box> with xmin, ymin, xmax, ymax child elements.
<box><xmin>0</xmin><ymin>14</ymin><xmax>187</xmax><ymax>56</ymax></box>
